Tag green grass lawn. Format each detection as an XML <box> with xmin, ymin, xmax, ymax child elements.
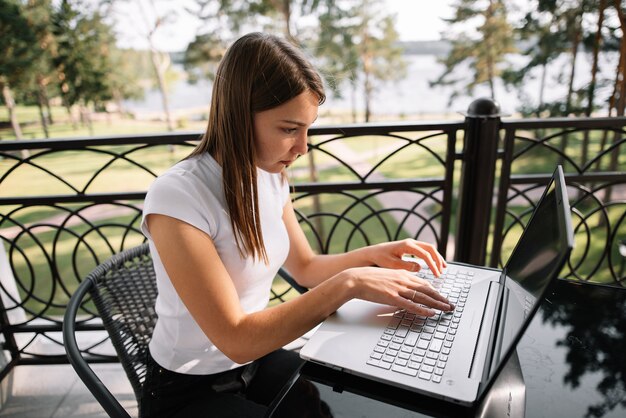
<box><xmin>1</xmin><ymin>105</ymin><xmax>207</xmax><ymax>140</ymax></box>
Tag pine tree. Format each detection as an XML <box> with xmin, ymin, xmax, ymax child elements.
<box><xmin>431</xmin><ymin>0</ymin><xmax>516</xmax><ymax>105</ymax></box>
<box><xmin>315</xmin><ymin>0</ymin><xmax>406</xmax><ymax>122</ymax></box>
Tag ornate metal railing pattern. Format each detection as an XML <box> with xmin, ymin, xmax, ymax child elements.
<box><xmin>0</xmin><ymin>112</ymin><xmax>625</xmax><ymax>380</ymax></box>
<box><xmin>492</xmin><ymin>118</ymin><xmax>626</xmax><ymax>287</ymax></box>
<box><xmin>0</xmin><ymin>123</ymin><xmax>460</xmax><ymax>370</ymax></box>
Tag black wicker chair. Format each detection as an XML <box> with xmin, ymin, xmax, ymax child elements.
<box><xmin>63</xmin><ymin>243</ymin><xmax>305</xmax><ymax>418</ymax></box>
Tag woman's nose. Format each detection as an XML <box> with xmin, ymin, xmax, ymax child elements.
<box><xmin>294</xmin><ymin>132</ymin><xmax>309</xmax><ymax>156</ymax></box>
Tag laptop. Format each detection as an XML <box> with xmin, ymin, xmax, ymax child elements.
<box><xmin>300</xmin><ymin>165</ymin><xmax>574</xmax><ymax>407</ymax></box>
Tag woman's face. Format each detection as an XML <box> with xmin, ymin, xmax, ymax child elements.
<box><xmin>253</xmin><ymin>90</ymin><xmax>319</xmax><ymax>173</ymax></box>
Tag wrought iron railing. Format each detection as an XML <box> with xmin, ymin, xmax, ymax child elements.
<box><xmin>0</xmin><ymin>99</ymin><xmax>624</xmax><ymax>381</ymax></box>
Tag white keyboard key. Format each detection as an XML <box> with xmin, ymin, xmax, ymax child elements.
<box><xmin>405</xmin><ymin>331</ymin><xmax>419</xmax><ymax>346</ymax></box>
<box><xmin>417</xmin><ymin>340</ymin><xmax>430</xmax><ymax>349</ymax></box>
<box><xmin>392</xmin><ymin>365</ymin><xmax>418</xmax><ymax>377</ymax></box>
<box><xmin>379</xmin><ymin>361</ymin><xmax>392</xmax><ymax>369</ymax></box>
<box><xmin>421</xmin><ymin>365</ymin><xmax>434</xmax><ymax>373</ymax></box>
<box><xmin>418</xmin><ymin>371</ymin><xmax>432</xmax><ymax>380</ymax></box>
<box><xmin>429</xmin><ymin>339</ymin><xmax>443</xmax><ymax>352</ymax></box>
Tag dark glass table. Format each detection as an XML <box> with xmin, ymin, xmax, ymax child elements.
<box><xmin>269</xmin><ymin>279</ymin><xmax>626</xmax><ymax>418</ymax></box>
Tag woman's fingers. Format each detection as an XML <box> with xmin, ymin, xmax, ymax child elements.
<box><xmin>351</xmin><ymin>266</ymin><xmax>455</xmax><ymax>316</ymax></box>
<box><xmin>411</xmin><ymin>290</ymin><xmax>454</xmax><ymax>312</ymax></box>
<box><xmin>398</xmin><ymin>277</ymin><xmax>454</xmax><ymax>313</ymax></box>
<box><xmin>402</xmin><ymin>240</ymin><xmax>445</xmax><ymax>277</ymax></box>
<box><xmin>394</xmin><ymin>296</ymin><xmax>438</xmax><ymax>317</ymax></box>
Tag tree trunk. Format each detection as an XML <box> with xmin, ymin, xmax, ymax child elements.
<box><xmin>564</xmin><ymin>12</ymin><xmax>581</xmax><ymax>117</ymax></box>
<box><xmin>603</xmin><ymin>0</ymin><xmax>626</xmax><ymax>204</ymax></box>
<box><xmin>61</xmin><ymin>92</ymin><xmax>79</xmax><ymax>130</ymax></box>
<box><xmin>582</xmin><ymin>0</ymin><xmax>605</xmax><ymax>169</ymax></box>
<box><xmin>363</xmin><ymin>51</ymin><xmax>373</xmax><ymax>122</ymax></box>
<box><xmin>36</xmin><ymin>76</ymin><xmax>50</xmax><ymax>138</ymax></box>
<box><xmin>351</xmin><ymin>78</ymin><xmax>358</xmax><ymax>123</ymax></box>
<box><xmin>586</xmin><ymin>0</ymin><xmax>605</xmax><ymax>118</ymax></box>
<box><xmin>113</xmin><ymin>89</ymin><xmax>126</xmax><ymax>115</ymax></box>
<box><xmin>538</xmin><ymin>64</ymin><xmax>547</xmax><ymax>115</ymax></box>
<box><xmin>150</xmin><ymin>49</ymin><xmax>175</xmax><ymax>132</ymax></box>
<box><xmin>560</xmin><ymin>8</ymin><xmax>582</xmax><ymax>164</ymax></box>
<box><xmin>307</xmin><ymin>144</ymin><xmax>324</xmax><ymax>241</ymax></box>
<box><xmin>281</xmin><ymin>0</ymin><xmax>293</xmax><ymax>42</ymax></box>
<box><xmin>37</xmin><ymin>76</ymin><xmax>54</xmax><ymax>125</ymax></box>
<box><xmin>80</xmin><ymin>102</ymin><xmax>94</xmax><ymax>136</ymax></box>
<box><xmin>486</xmin><ymin>0</ymin><xmax>496</xmax><ymax>99</ymax></box>
<box><xmin>36</xmin><ymin>100</ymin><xmax>49</xmax><ymax>138</ymax></box>
<box><xmin>2</xmin><ymin>83</ymin><xmax>24</xmax><ymax>140</ymax></box>
<box><xmin>364</xmin><ymin>72</ymin><xmax>372</xmax><ymax>122</ymax></box>
<box><xmin>611</xmin><ymin>1</ymin><xmax>626</xmax><ymax>116</ymax></box>
<box><xmin>46</xmin><ymin>98</ymin><xmax>53</xmax><ymax>125</ymax></box>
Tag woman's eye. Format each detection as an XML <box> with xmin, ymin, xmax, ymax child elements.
<box><xmin>283</xmin><ymin>128</ymin><xmax>297</xmax><ymax>134</ymax></box>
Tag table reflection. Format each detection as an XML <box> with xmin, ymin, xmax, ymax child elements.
<box><xmin>536</xmin><ymin>280</ymin><xmax>626</xmax><ymax>418</ymax></box>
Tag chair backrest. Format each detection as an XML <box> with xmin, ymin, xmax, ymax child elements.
<box><xmin>65</xmin><ymin>242</ymin><xmax>306</xmax><ymax>416</ymax></box>
<box><xmin>88</xmin><ymin>243</ymin><xmax>157</xmax><ymax>404</ymax></box>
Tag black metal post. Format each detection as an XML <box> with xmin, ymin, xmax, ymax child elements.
<box><xmin>455</xmin><ymin>98</ymin><xmax>502</xmax><ymax>265</ymax></box>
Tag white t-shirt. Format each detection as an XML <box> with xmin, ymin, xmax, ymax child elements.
<box><xmin>141</xmin><ymin>153</ymin><xmax>290</xmax><ymax>374</ymax></box>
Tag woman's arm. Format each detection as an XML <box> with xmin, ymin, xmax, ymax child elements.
<box><xmin>282</xmin><ymin>199</ymin><xmax>446</xmax><ymax>288</ymax></box>
<box><xmin>146</xmin><ymin>213</ymin><xmax>451</xmax><ymax>365</ymax></box>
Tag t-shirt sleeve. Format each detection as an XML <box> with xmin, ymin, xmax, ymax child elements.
<box><xmin>141</xmin><ymin>171</ymin><xmax>216</xmax><ymax>240</ymax></box>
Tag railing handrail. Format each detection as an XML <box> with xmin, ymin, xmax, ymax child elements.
<box><xmin>1</xmin><ymin>116</ymin><xmax>625</xmax><ymax>150</ymax></box>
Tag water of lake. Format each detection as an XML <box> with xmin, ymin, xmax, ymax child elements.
<box><xmin>123</xmin><ymin>53</ymin><xmax>617</xmax><ymax>119</ymax></box>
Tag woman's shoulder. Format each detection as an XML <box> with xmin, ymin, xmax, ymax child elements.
<box><xmin>155</xmin><ymin>154</ymin><xmax>219</xmax><ymax>186</ymax></box>
<box><xmin>147</xmin><ymin>154</ymin><xmax>221</xmax><ymax>200</ymax></box>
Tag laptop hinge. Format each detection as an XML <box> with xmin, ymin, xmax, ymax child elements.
<box><xmin>468</xmin><ymin>281</ymin><xmax>504</xmax><ymax>381</ymax></box>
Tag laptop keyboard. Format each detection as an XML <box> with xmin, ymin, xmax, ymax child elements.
<box><xmin>366</xmin><ymin>266</ymin><xmax>474</xmax><ymax>383</ymax></box>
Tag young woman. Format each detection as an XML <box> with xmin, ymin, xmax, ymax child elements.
<box><xmin>140</xmin><ymin>32</ymin><xmax>453</xmax><ymax>417</ymax></box>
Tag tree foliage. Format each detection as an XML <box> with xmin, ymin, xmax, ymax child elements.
<box><xmin>0</xmin><ymin>0</ymin><xmax>40</xmax><ymax>138</ymax></box>
<box><xmin>52</xmin><ymin>0</ymin><xmax>116</xmax><ymax>108</ymax></box>
<box><xmin>432</xmin><ymin>0</ymin><xmax>516</xmax><ymax>106</ymax></box>
<box><xmin>0</xmin><ymin>0</ymin><xmax>37</xmax><ymax>88</ymax></box>
<box><xmin>186</xmin><ymin>0</ymin><xmax>406</xmax><ymax>122</ymax></box>
<box><xmin>315</xmin><ymin>0</ymin><xmax>406</xmax><ymax>122</ymax></box>
<box><xmin>0</xmin><ymin>0</ymin><xmax>147</xmax><ymax>138</ymax></box>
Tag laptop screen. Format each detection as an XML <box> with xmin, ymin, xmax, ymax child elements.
<box><xmin>486</xmin><ymin>166</ymin><xmax>574</xmax><ymax>388</ymax></box>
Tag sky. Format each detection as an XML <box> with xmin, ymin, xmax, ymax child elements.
<box><xmin>388</xmin><ymin>0</ymin><xmax>454</xmax><ymax>42</ymax></box>
<box><xmin>113</xmin><ymin>0</ymin><xmax>455</xmax><ymax>52</ymax></box>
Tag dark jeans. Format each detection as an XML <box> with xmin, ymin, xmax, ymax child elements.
<box><xmin>141</xmin><ymin>349</ymin><xmax>331</xmax><ymax>418</ymax></box>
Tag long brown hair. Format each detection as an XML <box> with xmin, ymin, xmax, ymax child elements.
<box><xmin>189</xmin><ymin>33</ymin><xmax>326</xmax><ymax>263</ymax></box>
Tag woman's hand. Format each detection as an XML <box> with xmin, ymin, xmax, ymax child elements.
<box><xmin>341</xmin><ymin>266</ymin><xmax>454</xmax><ymax>317</ymax></box>
<box><xmin>365</xmin><ymin>239</ymin><xmax>447</xmax><ymax>277</ymax></box>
